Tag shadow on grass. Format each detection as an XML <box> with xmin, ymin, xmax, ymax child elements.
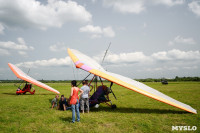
<box><xmin>49</xmin><ymin>99</ymin><xmax>52</xmax><ymax>103</ymax></box>
<box><xmin>34</xmin><ymin>93</ymin><xmax>56</xmax><ymax>95</ymax></box>
<box><xmin>59</xmin><ymin>117</ymin><xmax>72</xmax><ymax>122</ymax></box>
<box><xmin>2</xmin><ymin>93</ymin><xmax>55</xmax><ymax>96</ymax></box>
<box><xmin>2</xmin><ymin>93</ymin><xmax>17</xmax><ymax>95</ymax></box>
<box><xmin>91</xmin><ymin>106</ymin><xmax>189</xmax><ymax>114</ymax></box>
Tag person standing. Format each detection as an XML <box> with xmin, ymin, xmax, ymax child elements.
<box><xmin>70</xmin><ymin>80</ymin><xmax>83</xmax><ymax>123</ymax></box>
<box><xmin>80</xmin><ymin>80</ymin><xmax>90</xmax><ymax>114</ymax></box>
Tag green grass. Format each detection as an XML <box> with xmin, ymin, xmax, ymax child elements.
<box><xmin>0</xmin><ymin>82</ymin><xmax>199</xmax><ymax>133</ymax></box>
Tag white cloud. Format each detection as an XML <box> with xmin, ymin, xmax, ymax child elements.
<box><xmin>0</xmin><ymin>23</ymin><xmax>5</xmax><ymax>34</ymax></box>
<box><xmin>49</xmin><ymin>42</ymin><xmax>68</xmax><ymax>52</ymax></box>
<box><xmin>103</xmin><ymin>26</ymin><xmax>115</xmax><ymax>37</ymax></box>
<box><xmin>95</xmin><ymin>49</ymin><xmax>200</xmax><ymax>65</ymax></box>
<box><xmin>168</xmin><ymin>35</ymin><xmax>196</xmax><ymax>45</ymax></box>
<box><xmin>0</xmin><ymin>0</ymin><xmax>92</xmax><ymax>30</ymax></box>
<box><xmin>144</xmin><ymin>65</ymin><xmax>198</xmax><ymax>73</ymax></box>
<box><xmin>103</xmin><ymin>0</ymin><xmax>145</xmax><ymax>14</ymax></box>
<box><xmin>153</xmin><ymin>0</ymin><xmax>185</xmax><ymax>6</ymax></box>
<box><xmin>174</xmin><ymin>36</ymin><xmax>196</xmax><ymax>44</ymax></box>
<box><xmin>167</xmin><ymin>49</ymin><xmax>200</xmax><ymax>60</ymax></box>
<box><xmin>93</xmin><ymin>51</ymin><xmax>151</xmax><ymax>64</ymax></box>
<box><xmin>18</xmin><ymin>51</ymin><xmax>27</xmax><ymax>56</ymax></box>
<box><xmin>79</xmin><ymin>25</ymin><xmax>115</xmax><ymax>38</ymax></box>
<box><xmin>152</xmin><ymin>51</ymin><xmax>171</xmax><ymax>61</ymax></box>
<box><xmin>105</xmin><ymin>52</ymin><xmax>149</xmax><ymax>63</ymax></box>
<box><xmin>80</xmin><ymin>25</ymin><xmax>102</xmax><ymax>34</ymax></box>
<box><xmin>95</xmin><ymin>49</ymin><xmax>200</xmax><ymax>75</ymax></box>
<box><xmin>0</xmin><ymin>37</ymin><xmax>34</xmax><ymax>50</ymax></box>
<box><xmin>103</xmin><ymin>0</ymin><xmax>185</xmax><ymax>14</ymax></box>
<box><xmin>188</xmin><ymin>1</ymin><xmax>200</xmax><ymax>16</ymax></box>
<box><xmin>0</xmin><ymin>48</ymin><xmax>10</xmax><ymax>56</ymax></box>
<box><xmin>183</xmin><ymin>66</ymin><xmax>198</xmax><ymax>70</ymax></box>
<box><xmin>145</xmin><ymin>66</ymin><xmax>178</xmax><ymax>72</ymax></box>
<box><xmin>152</xmin><ymin>49</ymin><xmax>200</xmax><ymax>61</ymax></box>
<box><xmin>14</xmin><ymin>49</ymin><xmax>200</xmax><ymax>77</ymax></box>
<box><xmin>16</xmin><ymin>57</ymin><xmax>71</xmax><ymax>68</ymax></box>
<box><xmin>91</xmin><ymin>34</ymin><xmax>102</xmax><ymax>39</ymax></box>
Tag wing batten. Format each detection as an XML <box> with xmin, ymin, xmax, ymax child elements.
<box><xmin>8</xmin><ymin>63</ymin><xmax>60</xmax><ymax>94</ymax></box>
<box><xmin>67</xmin><ymin>48</ymin><xmax>197</xmax><ymax>114</ymax></box>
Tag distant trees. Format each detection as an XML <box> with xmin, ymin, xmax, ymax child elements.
<box><xmin>0</xmin><ymin>76</ymin><xmax>200</xmax><ymax>83</ymax></box>
<box><xmin>174</xmin><ymin>76</ymin><xmax>200</xmax><ymax>82</ymax></box>
<box><xmin>135</xmin><ymin>76</ymin><xmax>200</xmax><ymax>82</ymax></box>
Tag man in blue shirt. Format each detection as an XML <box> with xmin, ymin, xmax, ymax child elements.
<box><xmin>58</xmin><ymin>95</ymin><xmax>67</xmax><ymax>111</ymax></box>
<box><xmin>80</xmin><ymin>80</ymin><xmax>90</xmax><ymax>113</ymax></box>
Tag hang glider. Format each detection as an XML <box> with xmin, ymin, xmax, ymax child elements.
<box><xmin>67</xmin><ymin>48</ymin><xmax>197</xmax><ymax>114</ymax></box>
<box><xmin>8</xmin><ymin>63</ymin><xmax>60</xmax><ymax>94</ymax></box>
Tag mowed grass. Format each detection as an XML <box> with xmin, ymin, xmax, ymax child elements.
<box><xmin>0</xmin><ymin>82</ymin><xmax>199</xmax><ymax>133</ymax></box>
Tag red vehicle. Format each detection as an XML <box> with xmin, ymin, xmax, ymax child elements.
<box><xmin>8</xmin><ymin>63</ymin><xmax>60</xmax><ymax>95</ymax></box>
<box><xmin>16</xmin><ymin>83</ymin><xmax>35</xmax><ymax>95</ymax></box>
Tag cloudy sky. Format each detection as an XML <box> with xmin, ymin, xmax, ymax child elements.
<box><xmin>0</xmin><ymin>0</ymin><xmax>200</xmax><ymax>80</ymax></box>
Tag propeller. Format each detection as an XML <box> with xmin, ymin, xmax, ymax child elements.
<box><xmin>109</xmin><ymin>82</ymin><xmax>117</xmax><ymax>100</ymax></box>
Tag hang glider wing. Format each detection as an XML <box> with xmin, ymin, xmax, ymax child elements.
<box><xmin>67</xmin><ymin>48</ymin><xmax>197</xmax><ymax>114</ymax></box>
<box><xmin>8</xmin><ymin>63</ymin><xmax>60</xmax><ymax>94</ymax></box>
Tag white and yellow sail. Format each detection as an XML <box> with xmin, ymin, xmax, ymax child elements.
<box><xmin>68</xmin><ymin>48</ymin><xmax>197</xmax><ymax>114</ymax></box>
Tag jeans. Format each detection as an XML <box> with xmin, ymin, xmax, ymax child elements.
<box><xmin>71</xmin><ymin>99</ymin><xmax>80</xmax><ymax>122</ymax></box>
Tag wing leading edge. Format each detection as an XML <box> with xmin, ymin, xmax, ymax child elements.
<box><xmin>67</xmin><ymin>48</ymin><xmax>197</xmax><ymax>114</ymax></box>
<box><xmin>8</xmin><ymin>63</ymin><xmax>60</xmax><ymax>94</ymax></box>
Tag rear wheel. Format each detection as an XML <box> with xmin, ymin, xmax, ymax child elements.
<box><xmin>111</xmin><ymin>104</ymin><xmax>117</xmax><ymax>109</ymax></box>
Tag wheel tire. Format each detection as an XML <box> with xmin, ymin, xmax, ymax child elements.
<box><xmin>111</xmin><ymin>104</ymin><xmax>117</xmax><ymax>109</ymax></box>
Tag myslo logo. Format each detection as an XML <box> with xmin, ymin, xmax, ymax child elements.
<box><xmin>172</xmin><ymin>126</ymin><xmax>197</xmax><ymax>131</ymax></box>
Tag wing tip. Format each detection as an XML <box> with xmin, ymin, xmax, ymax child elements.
<box><xmin>193</xmin><ymin>110</ymin><xmax>197</xmax><ymax>114</ymax></box>
<box><xmin>67</xmin><ymin>48</ymin><xmax>71</xmax><ymax>53</ymax></box>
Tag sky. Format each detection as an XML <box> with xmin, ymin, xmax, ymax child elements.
<box><xmin>0</xmin><ymin>0</ymin><xmax>200</xmax><ymax>80</ymax></box>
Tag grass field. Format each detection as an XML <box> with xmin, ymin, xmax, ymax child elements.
<box><xmin>0</xmin><ymin>82</ymin><xmax>199</xmax><ymax>133</ymax></box>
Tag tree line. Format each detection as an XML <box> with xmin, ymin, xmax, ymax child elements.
<box><xmin>135</xmin><ymin>76</ymin><xmax>200</xmax><ymax>82</ymax></box>
<box><xmin>0</xmin><ymin>76</ymin><xmax>200</xmax><ymax>83</ymax></box>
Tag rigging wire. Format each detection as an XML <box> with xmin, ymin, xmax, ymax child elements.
<box><xmin>101</xmin><ymin>42</ymin><xmax>111</xmax><ymax>65</ymax></box>
<box><xmin>70</xmin><ymin>60</ymin><xmax>76</xmax><ymax>80</ymax></box>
